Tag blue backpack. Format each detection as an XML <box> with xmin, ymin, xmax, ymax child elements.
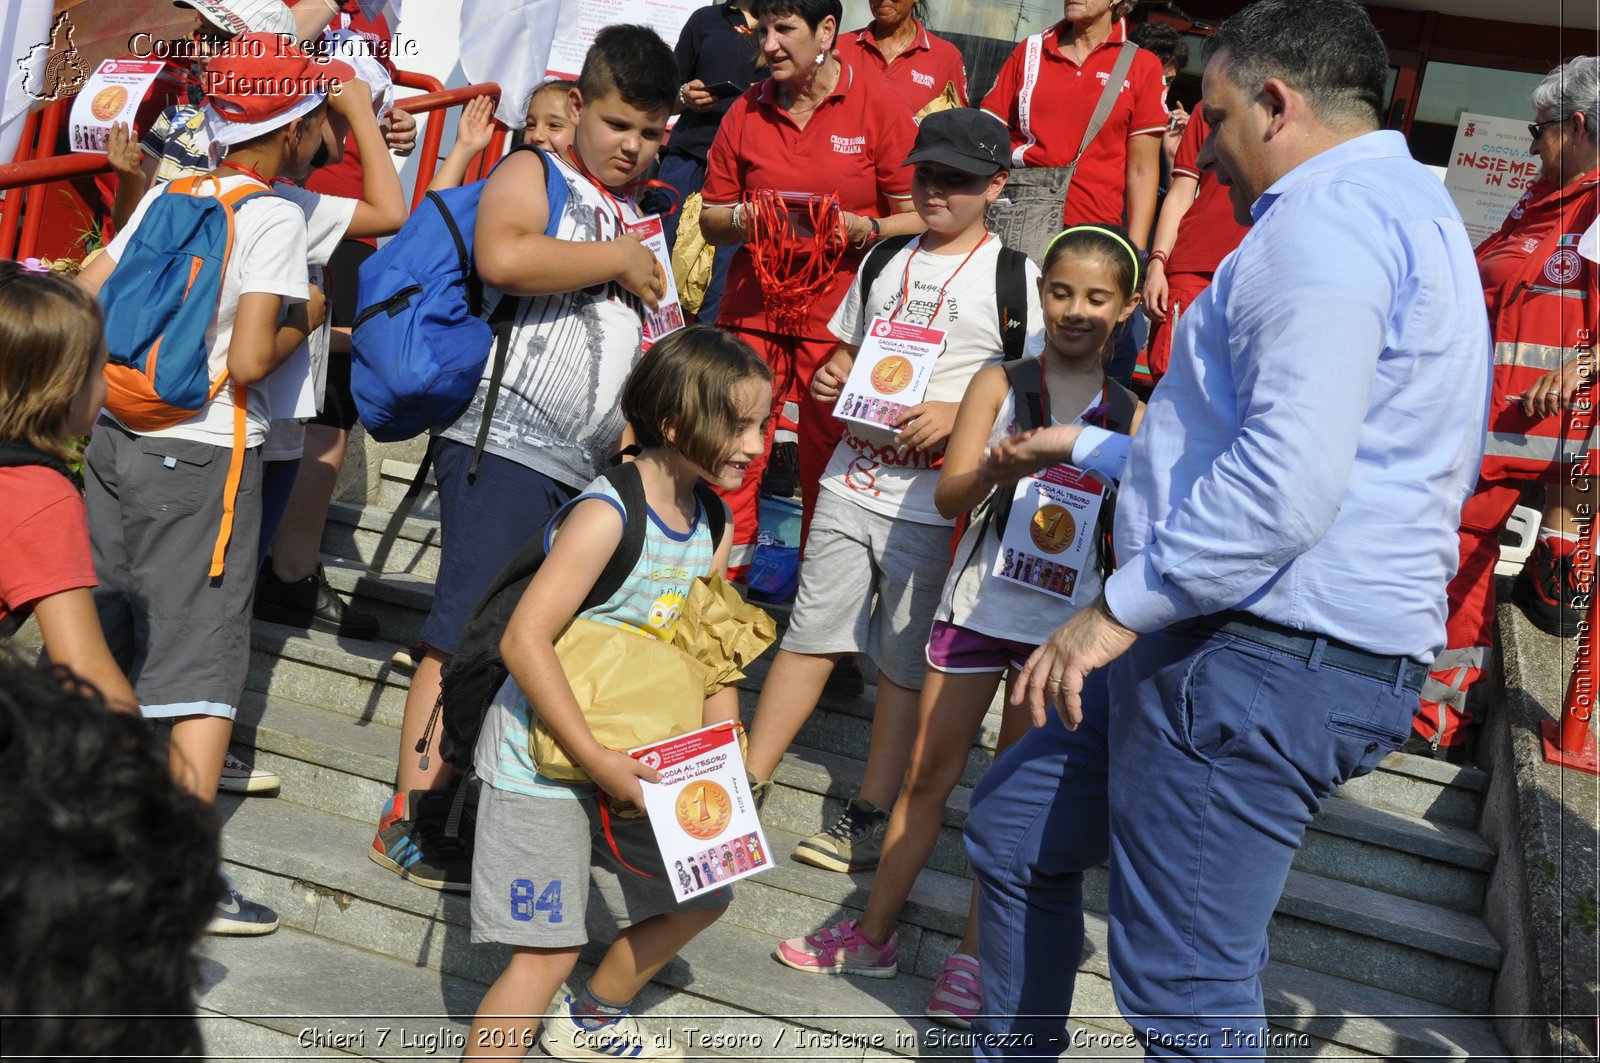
<box><xmin>98</xmin><ymin>173</ymin><xmax>275</xmax><ymax>578</ymax></box>
<box><xmin>350</xmin><ymin>144</ymin><xmax>568</xmax><ymax>470</ymax></box>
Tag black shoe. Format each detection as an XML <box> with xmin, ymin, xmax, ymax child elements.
<box><xmin>1400</xmin><ymin>730</ymin><xmax>1473</xmax><ymax>764</ymax></box>
<box><xmin>1512</xmin><ymin>535</ymin><xmax>1589</xmax><ymax>638</ymax></box>
<box><xmin>255</xmin><ymin>562</ymin><xmax>381</xmax><ymax>640</ymax></box>
<box><xmin>761</xmin><ymin>440</ymin><xmax>800</xmax><ymax>499</ymax></box>
<box><xmin>823</xmin><ymin>654</ymin><xmax>865</xmax><ymax>699</ymax></box>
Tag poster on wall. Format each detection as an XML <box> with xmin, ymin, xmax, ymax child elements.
<box><xmin>546</xmin><ymin>0</ymin><xmax>707</xmax><ymax>79</ymax></box>
<box><xmin>1443</xmin><ymin>111</ymin><xmax>1542</xmax><ymax>247</ymax></box>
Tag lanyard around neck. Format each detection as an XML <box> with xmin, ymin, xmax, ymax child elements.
<box><xmin>889</xmin><ymin>231</ymin><xmax>989</xmax><ymax>325</ymax></box>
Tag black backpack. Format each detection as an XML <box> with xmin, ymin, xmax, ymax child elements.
<box><xmin>419</xmin><ymin>459</ymin><xmax>727</xmax><ymax>774</ymax></box>
<box><xmin>856</xmin><ymin>233</ymin><xmax>1033</xmax><ymax>362</ymax></box>
<box><xmin>0</xmin><ymin>440</ymin><xmax>80</xmax><ymax>637</ymax></box>
<box><xmin>981</xmin><ymin>358</ymin><xmax>1139</xmax><ymax>576</ymax></box>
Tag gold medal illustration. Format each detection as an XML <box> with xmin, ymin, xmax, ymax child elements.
<box><xmin>90</xmin><ymin>86</ymin><xmax>129</xmax><ymax>121</ymax></box>
<box><xmin>870</xmin><ymin>355</ymin><xmax>913</xmax><ymax>395</ymax></box>
<box><xmin>1030</xmin><ymin>504</ymin><xmax>1075</xmax><ymax>554</ymax></box>
<box><xmin>675</xmin><ymin>781</ymin><xmax>732</xmax><ymax>840</ymax></box>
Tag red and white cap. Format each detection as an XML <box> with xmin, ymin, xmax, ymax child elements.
<box><xmin>173</xmin><ymin>0</ymin><xmax>297</xmax><ymax>39</ymax></box>
<box><xmin>201</xmin><ymin>33</ymin><xmax>356</xmax><ymax>146</ymax></box>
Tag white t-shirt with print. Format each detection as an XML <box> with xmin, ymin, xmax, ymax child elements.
<box><xmin>438</xmin><ymin>152</ymin><xmax>649</xmax><ymax>491</ymax></box>
<box><xmin>821</xmin><ymin>233</ymin><xmax>1044</xmax><ymax>526</ymax></box>
<box><xmin>104</xmin><ymin>174</ymin><xmax>309</xmax><ymax>449</ymax></box>
<box><xmin>260</xmin><ymin>183</ymin><xmax>357</xmax><ymax>462</ymax></box>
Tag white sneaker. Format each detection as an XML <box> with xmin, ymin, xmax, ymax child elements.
<box><xmin>538</xmin><ymin>995</ymin><xmax>683</xmax><ymax>1061</ymax></box>
<box><xmin>218</xmin><ymin>752</ymin><xmax>280</xmax><ymax>795</ymax></box>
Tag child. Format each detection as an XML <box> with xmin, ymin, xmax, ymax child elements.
<box><xmin>466</xmin><ymin>326</ymin><xmax>769</xmax><ymax>1061</ymax></box>
<box><xmin>740</xmin><ymin>108</ymin><xmax>1040</xmax><ymax>868</ymax></box>
<box><xmin>773</xmin><ymin>225</ymin><xmax>1144</xmax><ymax>1029</ymax></box>
<box><xmin>109</xmin><ymin>0</ymin><xmax>300</xmax><ymax>229</ymax></box>
<box><xmin>255</xmin><ymin>67</ymin><xmax>409</xmax><ymax>634</ymax></box>
<box><xmin>0</xmin><ymin>261</ymin><xmax>138</xmax><ymax>716</ymax></box>
<box><xmin>525</xmin><ymin>78</ymin><xmax>578</xmax><ymax>153</ymax></box>
<box><xmin>371</xmin><ymin>24</ymin><xmax>679</xmax><ymax>893</ymax></box>
<box><xmin>75</xmin><ymin>34</ymin><xmax>348</xmax><ymax>934</ymax></box>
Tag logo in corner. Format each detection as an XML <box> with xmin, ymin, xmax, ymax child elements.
<box><xmin>20</xmin><ymin>13</ymin><xmax>87</xmax><ymax>103</ymax></box>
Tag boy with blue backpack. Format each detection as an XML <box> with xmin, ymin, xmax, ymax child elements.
<box><xmin>363</xmin><ymin>24</ymin><xmax>679</xmax><ymax>894</ymax></box>
<box><xmin>75</xmin><ymin>34</ymin><xmax>354</xmax><ymax>935</ymax></box>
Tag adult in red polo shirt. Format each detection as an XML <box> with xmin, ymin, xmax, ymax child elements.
<box><xmin>834</xmin><ymin>0</ymin><xmax>967</xmax><ymax>118</ymax></box>
<box><xmin>701</xmin><ymin>0</ymin><xmax>920</xmax><ymax>578</ymax></box>
<box><xmin>980</xmin><ymin>0</ymin><xmax>1166</xmax><ymax>242</ymax></box>
<box><xmin>1140</xmin><ymin>109</ymin><xmax>1247</xmax><ymax>385</ymax></box>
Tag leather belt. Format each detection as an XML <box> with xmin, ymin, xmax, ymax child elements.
<box><xmin>1195</xmin><ymin>611</ymin><xmax>1427</xmax><ymax>694</ymax></box>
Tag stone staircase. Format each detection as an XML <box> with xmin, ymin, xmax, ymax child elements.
<box><xmin>199</xmin><ymin>456</ymin><xmax>1513</xmax><ymax>1061</ymax></box>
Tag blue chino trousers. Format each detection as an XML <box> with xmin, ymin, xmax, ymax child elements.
<box><xmin>966</xmin><ymin>625</ymin><xmax>1415</xmax><ymax>1059</ymax></box>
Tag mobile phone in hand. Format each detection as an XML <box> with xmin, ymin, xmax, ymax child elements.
<box><xmin>703</xmin><ymin>81</ymin><xmax>743</xmax><ymax>100</ymax></box>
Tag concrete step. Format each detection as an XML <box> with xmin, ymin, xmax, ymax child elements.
<box><xmin>214</xmin><ymin>796</ymin><xmax>1495</xmax><ymax>1059</ymax></box>
<box><xmin>765</xmin><ymin>740</ymin><xmax>1494</xmax><ymax>915</ymax></box>
<box><xmin>376</xmin><ymin>457</ymin><xmax>441</xmax><ymax>521</ymax></box>
<box><xmin>232</xmin><ymin>671</ymin><xmax>1493</xmax><ymax>927</ymax></box>
<box><xmin>221</xmin><ymin>692</ymin><xmax>1500</xmax><ymax>1018</ymax></box>
<box><xmin>324</xmin><ymin>499</ymin><xmax>442</xmax><ymax>580</ymax></box>
<box><xmin>247</xmin><ymin>622</ymin><xmax>415</xmax><ymax>730</ymax></box>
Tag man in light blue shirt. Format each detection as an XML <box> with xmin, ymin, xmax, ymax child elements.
<box><xmin>963</xmin><ymin>0</ymin><xmax>1491</xmax><ymax>1057</ymax></box>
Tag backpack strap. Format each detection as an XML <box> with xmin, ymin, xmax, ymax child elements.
<box><xmin>584</xmin><ymin>461</ymin><xmax>651</xmax><ymax>612</ymax></box>
<box><xmin>167</xmin><ymin>174</ymin><xmax>274</xmax><ymax>578</ymax></box>
<box><xmin>856</xmin><ymin>233</ymin><xmax>918</xmax><ymax>309</ymax></box>
<box><xmin>470</xmin><ymin>147</ymin><xmax>569</xmax><ymax>482</ymax></box>
<box><xmin>995</xmin><ymin>246</ymin><xmax>1031</xmax><ymax>362</ymax></box>
<box><xmin>693</xmin><ymin>480</ymin><xmax>728</xmax><ymax>555</ymax></box>
<box><xmin>0</xmin><ymin>439</ymin><xmax>77</xmax><ymax>485</ymax></box>
<box><xmin>1002</xmin><ymin>357</ymin><xmax>1047</xmax><ymax>432</ymax></box>
<box><xmin>1100</xmin><ymin>378</ymin><xmax>1139</xmax><ymax>435</ymax></box>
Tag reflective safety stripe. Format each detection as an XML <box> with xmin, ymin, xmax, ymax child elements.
<box><xmin>1421</xmin><ymin>645</ymin><xmax>1488</xmax><ymax>711</ymax></box>
<box><xmin>1493</xmin><ymin>340</ymin><xmax>1580</xmax><ymax>371</ymax></box>
<box><xmin>728</xmin><ymin>542</ymin><xmax>758</xmax><ymax>568</ymax></box>
<box><xmin>1483</xmin><ymin>431</ymin><xmax>1590</xmax><ymax>465</ymax></box>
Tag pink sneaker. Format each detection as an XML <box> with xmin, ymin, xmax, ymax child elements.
<box><xmin>774</xmin><ymin>918</ymin><xmax>898</xmax><ymax>977</ymax></box>
<box><xmin>925</xmin><ymin>953</ymin><xmax>982</xmax><ymax>1029</ymax></box>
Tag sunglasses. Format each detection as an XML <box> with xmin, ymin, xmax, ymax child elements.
<box><xmin>1528</xmin><ymin>116</ymin><xmax>1566</xmax><ymax>139</ymax></box>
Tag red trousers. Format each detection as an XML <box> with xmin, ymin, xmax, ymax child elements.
<box><xmin>717</xmin><ymin>327</ymin><xmax>843</xmax><ymax>578</ymax></box>
<box><xmin>1415</xmin><ymin>479</ymin><xmax>1527</xmax><ymax>746</ymax></box>
<box><xmin>1143</xmin><ymin>272</ymin><xmax>1214</xmax><ymax>384</ymax></box>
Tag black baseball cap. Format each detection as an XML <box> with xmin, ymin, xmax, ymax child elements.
<box><xmin>902</xmin><ymin>108</ymin><xmax>1010</xmax><ymax>176</ymax></box>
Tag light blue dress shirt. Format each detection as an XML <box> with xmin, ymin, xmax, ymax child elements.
<box><xmin>1101</xmin><ymin>131</ymin><xmax>1492</xmax><ymax>662</ymax></box>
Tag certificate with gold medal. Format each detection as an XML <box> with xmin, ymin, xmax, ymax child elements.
<box><xmin>630</xmin><ymin>722</ymin><xmax>771</xmax><ymax>901</ymax></box>
<box><xmin>834</xmin><ymin>316</ymin><xmax>945</xmax><ymax>444</ymax></box>
<box><xmin>993</xmin><ymin>464</ymin><xmax>1105</xmax><ymax>602</ymax></box>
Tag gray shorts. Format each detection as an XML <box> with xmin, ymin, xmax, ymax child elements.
<box><xmin>83</xmin><ymin>419</ymin><xmax>261</xmax><ymax>720</ymax></box>
<box><xmin>781</xmin><ymin>488</ymin><xmax>953</xmax><ymax>689</ymax></box>
<box><xmin>470</xmin><ymin>783</ymin><xmax>732</xmax><ymax>949</ymax></box>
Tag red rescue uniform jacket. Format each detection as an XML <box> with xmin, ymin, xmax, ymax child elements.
<box><xmin>1477</xmin><ymin>169</ymin><xmax>1599</xmax><ymax>480</ymax></box>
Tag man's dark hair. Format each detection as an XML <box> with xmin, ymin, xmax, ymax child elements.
<box><xmin>1130</xmin><ymin>21</ymin><xmax>1187</xmax><ymax>73</ymax></box>
<box><xmin>750</xmin><ymin>0</ymin><xmax>844</xmax><ymax>34</ymax></box>
<box><xmin>1202</xmin><ymin>0</ymin><xmax>1387</xmax><ymax>128</ymax></box>
<box><xmin>577</xmin><ymin>24</ymin><xmax>678</xmax><ymax>114</ymax></box>
<box><xmin>0</xmin><ymin>659</ymin><xmax>220</xmax><ymax>1058</ymax></box>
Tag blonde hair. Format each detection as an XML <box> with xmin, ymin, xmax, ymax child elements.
<box><xmin>0</xmin><ymin>261</ymin><xmax>105</xmax><ymax>461</ymax></box>
<box><xmin>622</xmin><ymin>325</ymin><xmax>771</xmax><ymax>472</ymax></box>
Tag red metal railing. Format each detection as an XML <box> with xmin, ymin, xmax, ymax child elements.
<box><xmin>0</xmin><ymin>74</ymin><xmax>505</xmax><ymax>260</ymax></box>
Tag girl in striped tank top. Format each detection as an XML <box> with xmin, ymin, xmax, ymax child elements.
<box><xmin>468</xmin><ymin>326</ymin><xmax>772</xmax><ymax>1060</ymax></box>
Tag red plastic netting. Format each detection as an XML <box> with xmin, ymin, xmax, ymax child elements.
<box><xmin>742</xmin><ymin>188</ymin><xmax>844</xmax><ymax>335</ymax></box>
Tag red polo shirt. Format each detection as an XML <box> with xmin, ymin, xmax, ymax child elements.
<box><xmin>834</xmin><ymin>21</ymin><xmax>968</xmax><ymax>117</ymax></box>
<box><xmin>702</xmin><ymin>60</ymin><xmax>917</xmax><ymax>339</ymax></box>
<box><xmin>980</xmin><ymin>18</ymin><xmax>1167</xmax><ymax>227</ymax></box>
<box><xmin>1164</xmin><ymin>111</ymin><xmax>1249</xmax><ymax>275</ymax></box>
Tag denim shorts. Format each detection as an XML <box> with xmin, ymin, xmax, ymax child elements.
<box><xmin>418</xmin><ymin>438</ymin><xmax>577</xmax><ymax>656</ymax></box>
